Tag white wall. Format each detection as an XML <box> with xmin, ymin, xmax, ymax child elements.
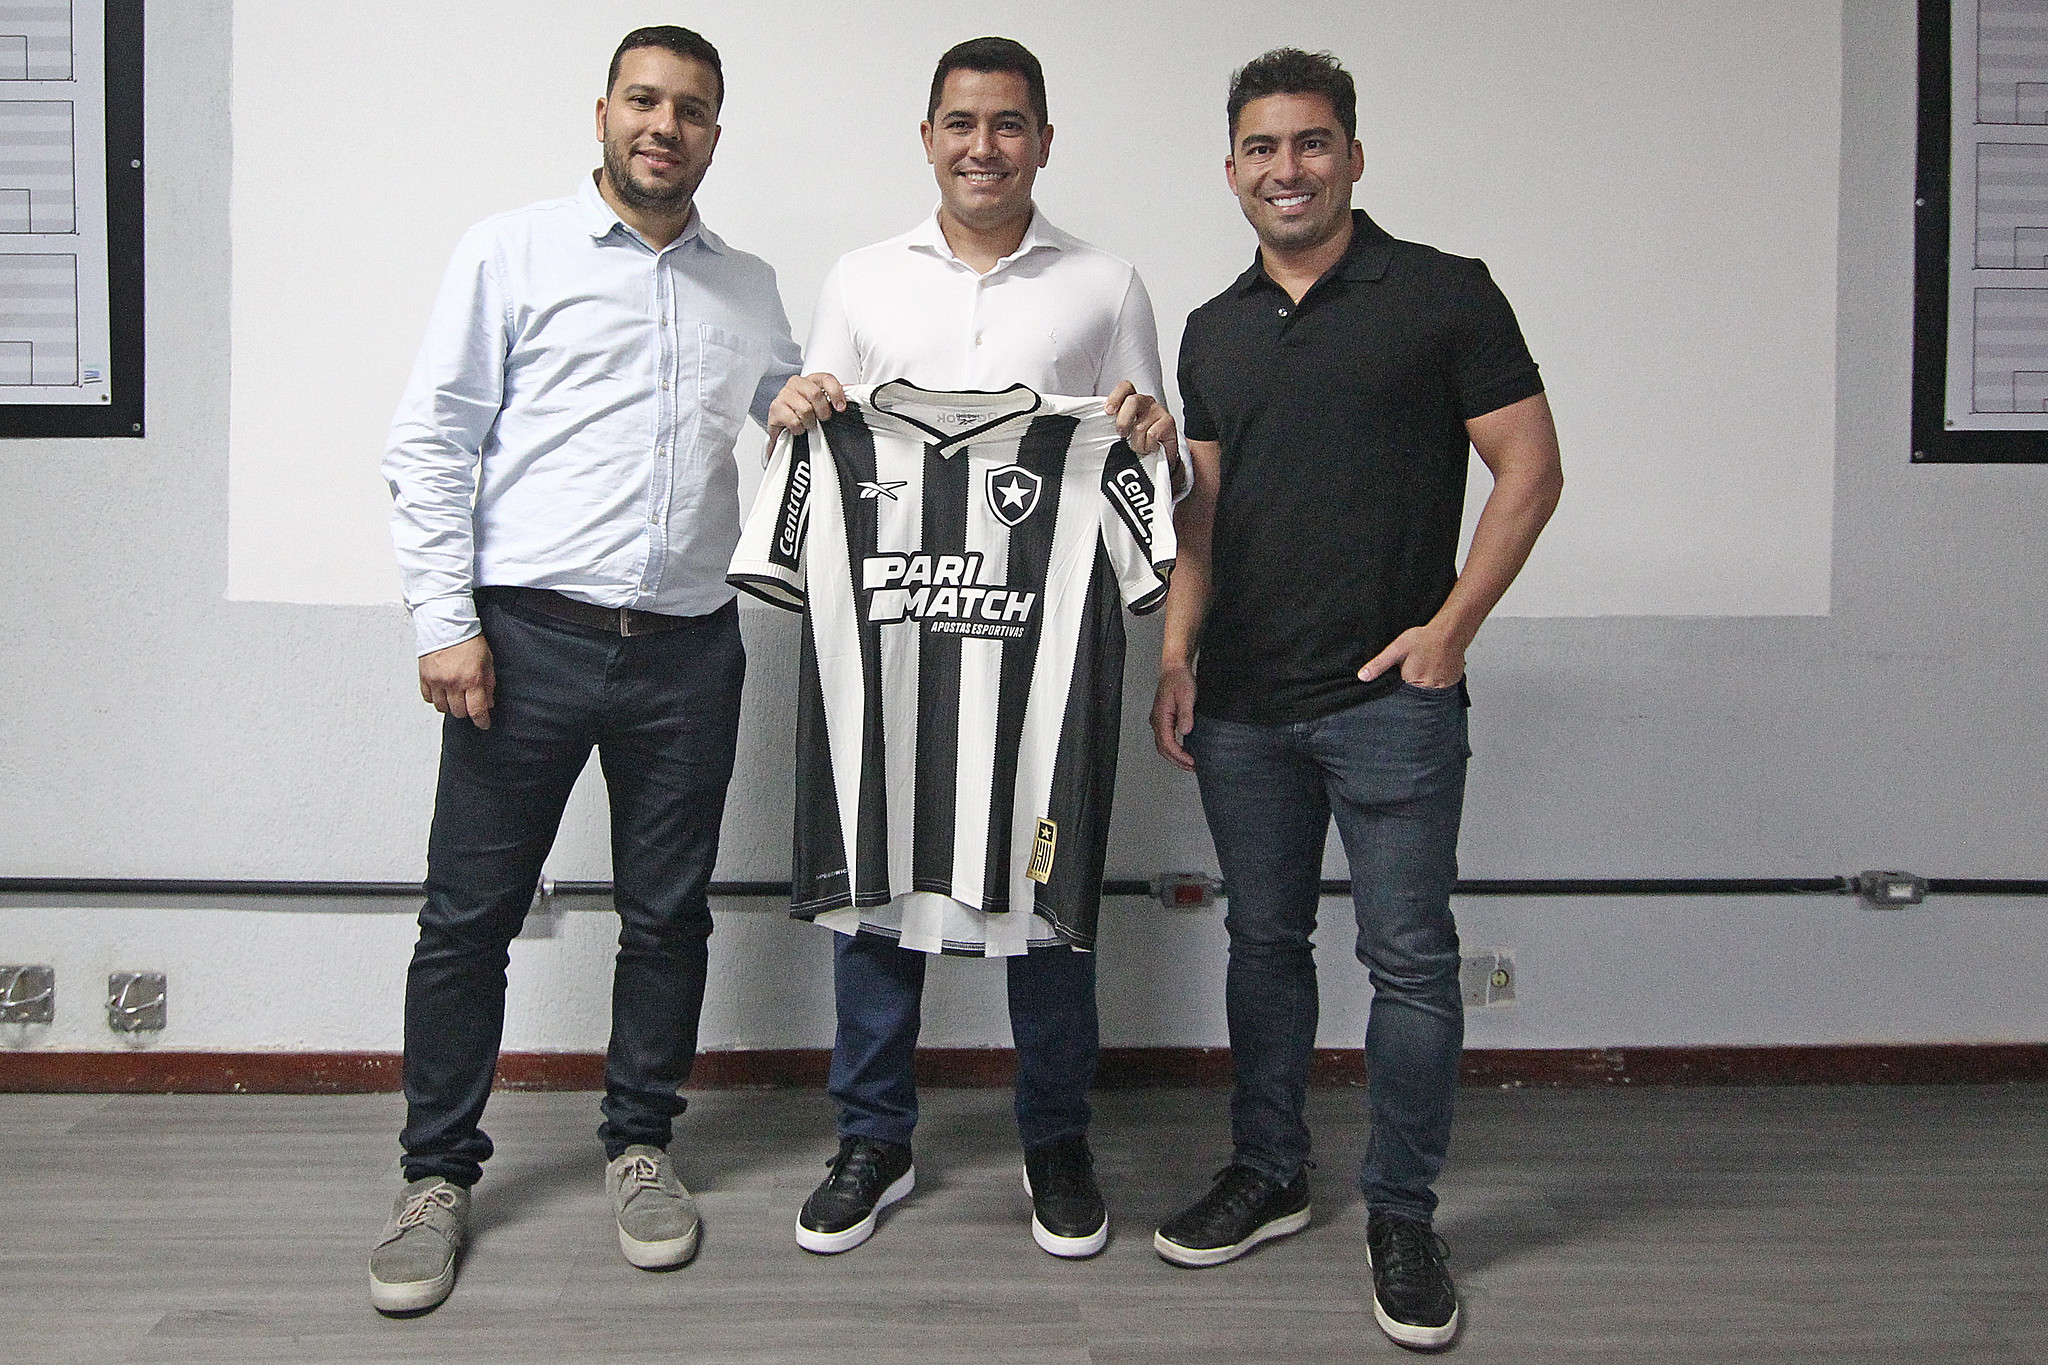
<box><xmin>227</xmin><ymin>0</ymin><xmax>1841</xmax><ymax>619</ymax></box>
<box><xmin>2</xmin><ymin>0</ymin><xmax>2045</xmax><ymax>1057</ymax></box>
<box><xmin>5</xmin><ymin>891</ymin><xmax>2045</xmax><ymax>1054</ymax></box>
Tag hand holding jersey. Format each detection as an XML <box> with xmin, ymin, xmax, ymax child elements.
<box><xmin>767</xmin><ymin>371</ymin><xmax>848</xmax><ymax>435</ymax></box>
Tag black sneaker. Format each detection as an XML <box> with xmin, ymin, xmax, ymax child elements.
<box><xmin>1152</xmin><ymin>1163</ymin><xmax>1311</xmax><ymax>1267</ymax></box>
<box><xmin>1366</xmin><ymin>1210</ymin><xmax>1459</xmax><ymax>1350</ymax></box>
<box><xmin>795</xmin><ymin>1136</ymin><xmax>914</xmax><ymax>1254</ymax></box>
<box><xmin>1022</xmin><ymin>1133</ymin><xmax>1108</xmax><ymax>1258</ymax></box>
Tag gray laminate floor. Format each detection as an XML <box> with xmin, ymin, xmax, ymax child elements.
<box><xmin>1</xmin><ymin>1084</ymin><xmax>2042</xmax><ymax>1363</ymax></box>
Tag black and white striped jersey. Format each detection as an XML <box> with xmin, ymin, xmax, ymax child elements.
<box><xmin>730</xmin><ymin>381</ymin><xmax>1175</xmax><ymax>956</ymax></box>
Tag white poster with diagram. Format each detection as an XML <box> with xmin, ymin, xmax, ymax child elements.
<box><xmin>0</xmin><ymin>0</ymin><xmax>112</xmax><ymax>406</ymax></box>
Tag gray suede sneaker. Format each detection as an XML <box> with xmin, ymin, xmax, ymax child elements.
<box><xmin>368</xmin><ymin>1177</ymin><xmax>469</xmax><ymax>1314</ymax></box>
<box><xmin>606</xmin><ymin>1144</ymin><xmax>700</xmax><ymax>1269</ymax></box>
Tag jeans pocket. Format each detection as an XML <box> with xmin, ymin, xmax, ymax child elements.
<box><xmin>1397</xmin><ymin>677</ymin><xmax>1463</xmax><ymax>699</ymax></box>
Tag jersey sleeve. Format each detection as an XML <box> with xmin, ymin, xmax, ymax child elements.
<box><xmin>1099</xmin><ymin>438</ymin><xmax>1177</xmax><ymax>614</ymax></box>
<box><xmin>727</xmin><ymin>427</ymin><xmax>812</xmax><ymax>610</ymax></box>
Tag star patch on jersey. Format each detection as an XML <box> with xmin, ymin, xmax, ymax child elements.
<box><xmin>858</xmin><ymin>480</ymin><xmax>907</xmax><ymax>502</ymax></box>
<box><xmin>986</xmin><ymin>465</ymin><xmax>1042</xmax><ymax>527</ymax></box>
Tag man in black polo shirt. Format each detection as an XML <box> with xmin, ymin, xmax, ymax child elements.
<box><xmin>1147</xmin><ymin>48</ymin><xmax>1562</xmax><ymax>1350</ymax></box>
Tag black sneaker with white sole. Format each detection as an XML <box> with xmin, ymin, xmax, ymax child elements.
<box><xmin>1022</xmin><ymin>1133</ymin><xmax>1108</xmax><ymax>1258</ymax></box>
<box><xmin>1152</xmin><ymin>1163</ymin><xmax>1310</xmax><ymax>1267</ymax></box>
<box><xmin>1366</xmin><ymin>1210</ymin><xmax>1459</xmax><ymax>1350</ymax></box>
<box><xmin>795</xmin><ymin>1136</ymin><xmax>914</xmax><ymax>1254</ymax></box>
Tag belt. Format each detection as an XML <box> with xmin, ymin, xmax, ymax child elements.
<box><xmin>481</xmin><ymin>586</ymin><xmax>699</xmax><ymax>637</ymax></box>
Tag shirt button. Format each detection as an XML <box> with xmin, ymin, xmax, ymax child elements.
<box><xmin>1278</xmin><ymin>307</ymin><xmax>1290</xmax><ymax>317</ymax></box>
<box><xmin>975</xmin><ymin>333</ymin><xmax>983</xmax><ymax>346</ymax></box>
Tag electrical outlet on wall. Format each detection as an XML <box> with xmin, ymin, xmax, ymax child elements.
<box><xmin>1460</xmin><ymin>950</ymin><xmax>1516</xmax><ymax>1008</ymax></box>
<box><xmin>107</xmin><ymin>971</ymin><xmax>167</xmax><ymax>1031</ymax></box>
<box><xmin>1152</xmin><ymin>872</ymin><xmax>1223</xmax><ymax>909</ymax></box>
<box><xmin>1</xmin><ymin>965</ymin><xmax>55</xmax><ymax>1024</ymax></box>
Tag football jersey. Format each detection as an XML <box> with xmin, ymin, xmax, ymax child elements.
<box><xmin>730</xmin><ymin>381</ymin><xmax>1175</xmax><ymax>956</ymax></box>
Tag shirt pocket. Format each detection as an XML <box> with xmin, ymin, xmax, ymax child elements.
<box><xmin>696</xmin><ymin>322</ymin><xmax>764</xmax><ymax>441</ymax></box>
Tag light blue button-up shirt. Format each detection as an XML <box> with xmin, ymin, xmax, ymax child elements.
<box><xmin>384</xmin><ymin>176</ymin><xmax>801</xmax><ymax>654</ymax></box>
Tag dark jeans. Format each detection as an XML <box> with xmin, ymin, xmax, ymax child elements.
<box><xmin>829</xmin><ymin>929</ymin><xmax>1098</xmax><ymax>1151</ymax></box>
<box><xmin>1188</xmin><ymin>682</ymin><xmax>1470</xmax><ymax>1224</ymax></box>
<box><xmin>399</xmin><ymin>595</ymin><xmax>744</xmax><ymax>1187</ymax></box>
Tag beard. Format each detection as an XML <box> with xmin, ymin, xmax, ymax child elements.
<box><xmin>1249</xmin><ymin>199</ymin><xmax>1348</xmax><ymax>254</ymax></box>
<box><xmin>601</xmin><ymin>135</ymin><xmax>697</xmax><ymax>213</ymax></box>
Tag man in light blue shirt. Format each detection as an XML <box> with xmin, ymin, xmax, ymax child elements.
<box><xmin>372</xmin><ymin>25</ymin><xmax>799</xmax><ymax>1314</ymax></box>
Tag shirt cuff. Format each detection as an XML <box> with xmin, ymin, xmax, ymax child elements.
<box><xmin>410</xmin><ymin>594</ymin><xmax>481</xmax><ymax>657</ymax></box>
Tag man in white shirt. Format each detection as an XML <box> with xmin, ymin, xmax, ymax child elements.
<box><xmin>766</xmin><ymin>36</ymin><xmax>1175</xmax><ymax>1262</ymax></box>
<box><xmin>373</xmin><ymin>26</ymin><xmax>799</xmax><ymax>1313</ymax></box>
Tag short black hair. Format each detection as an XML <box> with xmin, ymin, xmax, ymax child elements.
<box><xmin>1226</xmin><ymin>48</ymin><xmax>1356</xmax><ymax>143</ymax></box>
<box><xmin>607</xmin><ymin>25</ymin><xmax>724</xmax><ymax>108</ymax></box>
<box><xmin>926</xmin><ymin>36</ymin><xmax>1048</xmax><ymax>130</ymax></box>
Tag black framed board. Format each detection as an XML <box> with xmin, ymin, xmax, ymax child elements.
<box><xmin>0</xmin><ymin>0</ymin><xmax>141</xmax><ymax>440</ymax></box>
<box><xmin>1915</xmin><ymin>0</ymin><xmax>2048</xmax><ymax>462</ymax></box>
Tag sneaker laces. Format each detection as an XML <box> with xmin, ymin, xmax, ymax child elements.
<box><xmin>394</xmin><ymin>1183</ymin><xmax>460</xmax><ymax>1231</ymax></box>
<box><xmin>1375</xmin><ymin>1217</ymin><xmax>1451</xmax><ymax>1279</ymax></box>
<box><xmin>1034</xmin><ymin>1138</ymin><xmax>1093</xmax><ymax>1195</ymax></box>
<box><xmin>616</xmin><ymin>1152</ymin><xmax>664</xmax><ymax>1195</ymax></box>
<box><xmin>1200</xmin><ymin>1163</ymin><xmax>1275</xmax><ymax>1218</ymax></box>
<box><xmin>824</xmin><ymin>1139</ymin><xmax>883</xmax><ymax>1191</ymax></box>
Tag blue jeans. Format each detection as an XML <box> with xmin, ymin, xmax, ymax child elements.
<box><xmin>1188</xmin><ymin>682</ymin><xmax>1470</xmax><ymax>1224</ymax></box>
<box><xmin>400</xmin><ymin>595</ymin><xmax>744</xmax><ymax>1186</ymax></box>
<box><xmin>830</xmin><ymin>930</ymin><xmax>1098</xmax><ymax>1150</ymax></box>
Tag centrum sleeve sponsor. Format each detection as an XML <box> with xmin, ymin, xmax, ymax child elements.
<box><xmin>769</xmin><ymin>440</ymin><xmax>812</xmax><ymax>569</ymax></box>
<box><xmin>1102</xmin><ymin>451</ymin><xmax>1154</xmax><ymax>554</ymax></box>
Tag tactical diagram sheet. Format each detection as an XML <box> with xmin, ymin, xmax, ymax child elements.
<box><xmin>1949</xmin><ymin>0</ymin><xmax>2048</xmax><ymax>427</ymax></box>
<box><xmin>0</xmin><ymin>1</ymin><xmax>109</xmax><ymax>405</ymax></box>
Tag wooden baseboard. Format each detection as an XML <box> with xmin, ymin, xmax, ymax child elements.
<box><xmin>1</xmin><ymin>1044</ymin><xmax>2044</xmax><ymax>1094</ymax></box>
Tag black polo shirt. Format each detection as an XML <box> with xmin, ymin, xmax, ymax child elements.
<box><xmin>1178</xmin><ymin>210</ymin><xmax>1543</xmax><ymax>725</ymax></box>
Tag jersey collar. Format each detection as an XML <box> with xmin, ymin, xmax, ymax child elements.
<box><xmin>860</xmin><ymin>380</ymin><xmax>1045</xmax><ymax>452</ymax></box>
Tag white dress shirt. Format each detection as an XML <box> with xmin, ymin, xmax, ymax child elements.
<box><xmin>385</xmin><ymin>176</ymin><xmax>801</xmax><ymax>655</ymax></box>
<box><xmin>803</xmin><ymin>207</ymin><xmax>1164</xmax><ymax>401</ymax></box>
<box><xmin>797</xmin><ymin>207</ymin><xmax>1167</xmax><ymax>955</ymax></box>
